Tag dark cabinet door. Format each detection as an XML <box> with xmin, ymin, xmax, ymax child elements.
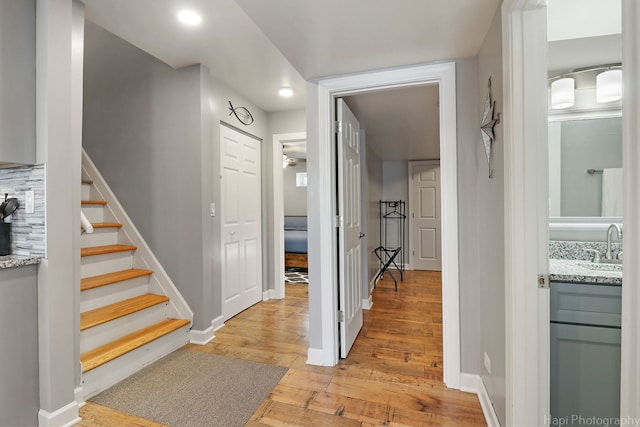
<box><xmin>550</xmin><ymin>322</ymin><xmax>621</xmax><ymax>426</ymax></box>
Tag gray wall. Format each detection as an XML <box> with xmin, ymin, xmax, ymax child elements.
<box><xmin>366</xmin><ymin>145</ymin><xmax>383</xmax><ymax>287</ymax></box>
<box><xmin>560</xmin><ymin>117</ymin><xmax>622</xmax><ymax>217</ymax></box>
<box><xmin>283</xmin><ymin>162</ymin><xmax>307</xmax><ymax>215</ymax></box>
<box><xmin>382</xmin><ymin>161</ymin><xmax>409</xmax><ymax>265</ymax></box>
<box><xmin>83</xmin><ymin>22</ymin><xmax>268</xmax><ymax>331</ymax></box>
<box><xmin>475</xmin><ymin>7</ymin><xmax>506</xmax><ymax>424</ymax></box>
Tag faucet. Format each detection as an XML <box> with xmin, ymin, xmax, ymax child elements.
<box><xmin>605</xmin><ymin>223</ymin><xmax>623</xmax><ymax>260</ymax></box>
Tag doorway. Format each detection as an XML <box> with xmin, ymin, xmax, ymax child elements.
<box><xmin>307</xmin><ymin>62</ymin><xmax>461</xmax><ymax>389</ymax></box>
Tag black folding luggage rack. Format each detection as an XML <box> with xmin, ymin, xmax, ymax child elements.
<box><xmin>374</xmin><ymin>200</ymin><xmax>405</xmax><ymax>291</ymax></box>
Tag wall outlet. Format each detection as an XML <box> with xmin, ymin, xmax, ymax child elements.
<box><xmin>484</xmin><ymin>352</ymin><xmax>491</xmax><ymax>374</ymax></box>
<box><xmin>25</xmin><ymin>191</ymin><xmax>34</xmax><ymax>214</ymax></box>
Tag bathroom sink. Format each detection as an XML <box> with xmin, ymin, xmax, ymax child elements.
<box><xmin>576</xmin><ymin>261</ymin><xmax>623</xmax><ymax>272</ymax></box>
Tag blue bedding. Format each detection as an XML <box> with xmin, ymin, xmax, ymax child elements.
<box><xmin>284</xmin><ymin>216</ymin><xmax>307</xmax><ymax>253</ymax></box>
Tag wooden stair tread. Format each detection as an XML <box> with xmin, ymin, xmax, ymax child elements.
<box><xmin>81</xmin><ymin>244</ymin><xmax>137</xmax><ymax>257</ymax></box>
<box><xmin>91</xmin><ymin>222</ymin><xmax>122</xmax><ymax>229</ymax></box>
<box><xmin>82</xmin><ymin>178</ymin><xmax>93</xmax><ymax>185</ymax></box>
<box><xmin>81</xmin><ymin>294</ymin><xmax>169</xmax><ymax>331</ymax></box>
<box><xmin>81</xmin><ymin>200</ymin><xmax>107</xmax><ymax>205</ymax></box>
<box><xmin>80</xmin><ymin>318</ymin><xmax>190</xmax><ymax>373</ymax></box>
<box><xmin>81</xmin><ymin>269</ymin><xmax>153</xmax><ymax>292</ymax></box>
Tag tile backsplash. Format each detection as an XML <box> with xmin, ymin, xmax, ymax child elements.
<box><xmin>0</xmin><ymin>164</ymin><xmax>46</xmax><ymax>257</ymax></box>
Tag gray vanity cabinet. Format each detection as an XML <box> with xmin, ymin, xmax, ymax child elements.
<box><xmin>550</xmin><ymin>282</ymin><xmax>622</xmax><ymax>426</ymax></box>
<box><xmin>0</xmin><ymin>0</ymin><xmax>36</xmax><ymax>165</ymax></box>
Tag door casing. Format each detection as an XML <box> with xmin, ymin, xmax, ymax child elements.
<box><xmin>307</xmin><ymin>62</ymin><xmax>461</xmax><ymax>389</ymax></box>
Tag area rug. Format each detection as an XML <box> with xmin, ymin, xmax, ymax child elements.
<box><xmin>90</xmin><ymin>349</ymin><xmax>287</xmax><ymax>427</ymax></box>
<box><xmin>285</xmin><ymin>266</ymin><xmax>308</xmax><ymax>284</ymax></box>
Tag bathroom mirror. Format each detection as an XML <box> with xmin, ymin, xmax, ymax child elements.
<box><xmin>548</xmin><ymin>113</ymin><xmax>622</xmax><ymax>217</ymax></box>
<box><xmin>548</xmin><ymin>112</ymin><xmax>623</xmax><ymax>241</ymax></box>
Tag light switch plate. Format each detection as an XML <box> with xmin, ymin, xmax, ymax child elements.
<box><xmin>210</xmin><ymin>203</ymin><xmax>215</xmax><ymax>217</ymax></box>
<box><xmin>25</xmin><ymin>191</ymin><xmax>34</xmax><ymax>214</ymax></box>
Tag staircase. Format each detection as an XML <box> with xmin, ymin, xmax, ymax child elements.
<box><xmin>79</xmin><ymin>151</ymin><xmax>193</xmax><ymax>399</ymax></box>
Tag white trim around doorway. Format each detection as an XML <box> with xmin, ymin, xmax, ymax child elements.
<box><xmin>308</xmin><ymin>62</ymin><xmax>461</xmax><ymax>389</ymax></box>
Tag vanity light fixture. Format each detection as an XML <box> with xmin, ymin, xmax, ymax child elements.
<box><xmin>278</xmin><ymin>87</ymin><xmax>294</xmax><ymax>97</ymax></box>
<box><xmin>177</xmin><ymin>10</ymin><xmax>202</xmax><ymax>26</ymax></box>
<box><xmin>596</xmin><ymin>69</ymin><xmax>622</xmax><ymax>103</ymax></box>
<box><xmin>550</xmin><ymin>77</ymin><xmax>575</xmax><ymax>109</ymax></box>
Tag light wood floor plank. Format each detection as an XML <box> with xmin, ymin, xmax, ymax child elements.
<box><xmin>79</xmin><ymin>273</ymin><xmax>486</xmax><ymax>426</ymax></box>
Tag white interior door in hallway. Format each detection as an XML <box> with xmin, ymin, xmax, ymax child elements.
<box><xmin>337</xmin><ymin>98</ymin><xmax>364</xmax><ymax>357</ymax></box>
<box><xmin>220</xmin><ymin>124</ymin><xmax>263</xmax><ymax>320</ymax></box>
<box><xmin>409</xmin><ymin>161</ymin><xmax>442</xmax><ymax>271</ymax></box>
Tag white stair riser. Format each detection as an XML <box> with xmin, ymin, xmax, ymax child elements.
<box><xmin>81</xmin><ymin>325</ymin><xmax>190</xmax><ymax>399</ymax></box>
<box><xmin>81</xmin><ymin>301</ymin><xmax>169</xmax><ymax>354</ymax></box>
<box><xmin>80</xmin><ymin>276</ymin><xmax>151</xmax><ymax>312</ymax></box>
<box><xmin>81</xmin><ymin>183</ymin><xmax>91</xmax><ymax>200</ymax></box>
<box><xmin>82</xmin><ymin>205</ymin><xmax>105</xmax><ymax>223</ymax></box>
<box><xmin>81</xmin><ymin>228</ymin><xmax>121</xmax><ymax>247</ymax></box>
<box><xmin>81</xmin><ymin>251</ymin><xmax>134</xmax><ymax>279</ymax></box>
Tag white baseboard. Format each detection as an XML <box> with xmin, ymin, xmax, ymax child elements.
<box><xmin>263</xmin><ymin>288</ymin><xmax>284</xmax><ymax>300</ymax></box>
<box><xmin>75</xmin><ymin>386</ymin><xmax>86</xmax><ymax>408</ymax></box>
<box><xmin>211</xmin><ymin>315</ymin><xmax>224</xmax><ymax>332</ymax></box>
<box><xmin>460</xmin><ymin>373</ymin><xmax>500</xmax><ymax>427</ymax></box>
<box><xmin>38</xmin><ymin>400</ymin><xmax>81</xmax><ymax>427</ymax></box>
<box><xmin>306</xmin><ymin>347</ymin><xmax>325</xmax><ymax>366</ymax></box>
<box><xmin>191</xmin><ymin>315</ymin><xmax>225</xmax><ymax>345</ymax></box>
<box><xmin>362</xmin><ymin>295</ymin><xmax>373</xmax><ymax>310</ymax></box>
<box><xmin>369</xmin><ymin>267</ymin><xmax>382</xmax><ymax>293</ymax></box>
<box><xmin>190</xmin><ymin>325</ymin><xmax>214</xmax><ymax>345</ymax></box>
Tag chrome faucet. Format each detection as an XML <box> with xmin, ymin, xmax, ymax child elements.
<box><xmin>605</xmin><ymin>223</ymin><xmax>623</xmax><ymax>260</ymax></box>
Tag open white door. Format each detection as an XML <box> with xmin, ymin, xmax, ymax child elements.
<box><xmin>220</xmin><ymin>124</ymin><xmax>262</xmax><ymax>320</ymax></box>
<box><xmin>337</xmin><ymin>98</ymin><xmax>363</xmax><ymax>358</ymax></box>
<box><xmin>409</xmin><ymin>161</ymin><xmax>442</xmax><ymax>271</ymax></box>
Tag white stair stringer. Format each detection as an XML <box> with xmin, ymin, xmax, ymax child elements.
<box><xmin>79</xmin><ymin>149</ymin><xmax>193</xmax><ymax>401</ymax></box>
<box><xmin>81</xmin><ymin>322</ymin><xmax>191</xmax><ymax>399</ymax></box>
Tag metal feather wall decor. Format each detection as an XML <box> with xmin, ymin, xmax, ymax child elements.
<box><xmin>228</xmin><ymin>100</ymin><xmax>254</xmax><ymax>125</ymax></box>
<box><xmin>480</xmin><ymin>77</ymin><xmax>501</xmax><ymax>178</ymax></box>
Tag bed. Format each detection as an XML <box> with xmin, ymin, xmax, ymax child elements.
<box><xmin>284</xmin><ymin>216</ymin><xmax>308</xmax><ymax>268</ymax></box>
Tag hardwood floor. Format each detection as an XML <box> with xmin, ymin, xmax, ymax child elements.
<box><xmin>79</xmin><ymin>271</ymin><xmax>486</xmax><ymax>426</ymax></box>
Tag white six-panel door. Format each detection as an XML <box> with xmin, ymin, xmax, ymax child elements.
<box><xmin>409</xmin><ymin>161</ymin><xmax>442</xmax><ymax>271</ymax></box>
<box><xmin>220</xmin><ymin>124</ymin><xmax>262</xmax><ymax>320</ymax></box>
<box><xmin>337</xmin><ymin>99</ymin><xmax>363</xmax><ymax>358</ymax></box>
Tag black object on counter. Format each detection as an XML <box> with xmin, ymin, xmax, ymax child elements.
<box><xmin>0</xmin><ymin>223</ymin><xmax>10</xmax><ymax>256</ymax></box>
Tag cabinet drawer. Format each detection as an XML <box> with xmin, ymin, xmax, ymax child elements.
<box><xmin>550</xmin><ymin>282</ymin><xmax>621</xmax><ymax>327</ymax></box>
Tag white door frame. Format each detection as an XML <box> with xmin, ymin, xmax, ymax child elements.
<box><xmin>308</xmin><ymin>62</ymin><xmax>461</xmax><ymax>389</ymax></box>
<box><xmin>270</xmin><ymin>132</ymin><xmax>306</xmax><ymax>300</ymax></box>
<box><xmin>620</xmin><ymin>2</ymin><xmax>640</xmax><ymax>419</ymax></box>
<box><xmin>407</xmin><ymin>160</ymin><xmax>441</xmax><ymax>271</ymax></box>
<box><xmin>502</xmin><ymin>0</ymin><xmax>640</xmax><ymax>424</ymax></box>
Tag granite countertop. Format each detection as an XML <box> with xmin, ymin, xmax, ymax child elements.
<box><xmin>550</xmin><ymin>259</ymin><xmax>622</xmax><ymax>286</ymax></box>
<box><xmin>0</xmin><ymin>255</ymin><xmax>41</xmax><ymax>269</ymax></box>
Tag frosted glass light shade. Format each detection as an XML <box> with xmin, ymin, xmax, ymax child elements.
<box><xmin>596</xmin><ymin>69</ymin><xmax>622</xmax><ymax>103</ymax></box>
<box><xmin>551</xmin><ymin>78</ymin><xmax>575</xmax><ymax>109</ymax></box>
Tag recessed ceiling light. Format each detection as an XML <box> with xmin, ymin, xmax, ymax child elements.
<box><xmin>177</xmin><ymin>10</ymin><xmax>202</xmax><ymax>26</ymax></box>
<box><xmin>279</xmin><ymin>87</ymin><xmax>294</xmax><ymax>97</ymax></box>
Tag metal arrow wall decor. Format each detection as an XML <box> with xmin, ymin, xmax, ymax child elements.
<box><xmin>480</xmin><ymin>77</ymin><xmax>501</xmax><ymax>178</ymax></box>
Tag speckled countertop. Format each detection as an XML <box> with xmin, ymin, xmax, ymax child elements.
<box><xmin>0</xmin><ymin>255</ymin><xmax>41</xmax><ymax>269</ymax></box>
<box><xmin>550</xmin><ymin>259</ymin><xmax>622</xmax><ymax>286</ymax></box>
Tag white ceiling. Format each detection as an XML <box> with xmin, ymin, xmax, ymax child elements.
<box><xmin>235</xmin><ymin>0</ymin><xmax>501</xmax><ymax>81</ymax></box>
<box><xmin>345</xmin><ymin>85</ymin><xmax>440</xmax><ymax>161</ymax></box>
<box><xmin>83</xmin><ymin>0</ymin><xmax>307</xmax><ymax>112</ymax></box>
<box><xmin>83</xmin><ymin>0</ymin><xmax>502</xmax><ymax>161</ymax></box>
